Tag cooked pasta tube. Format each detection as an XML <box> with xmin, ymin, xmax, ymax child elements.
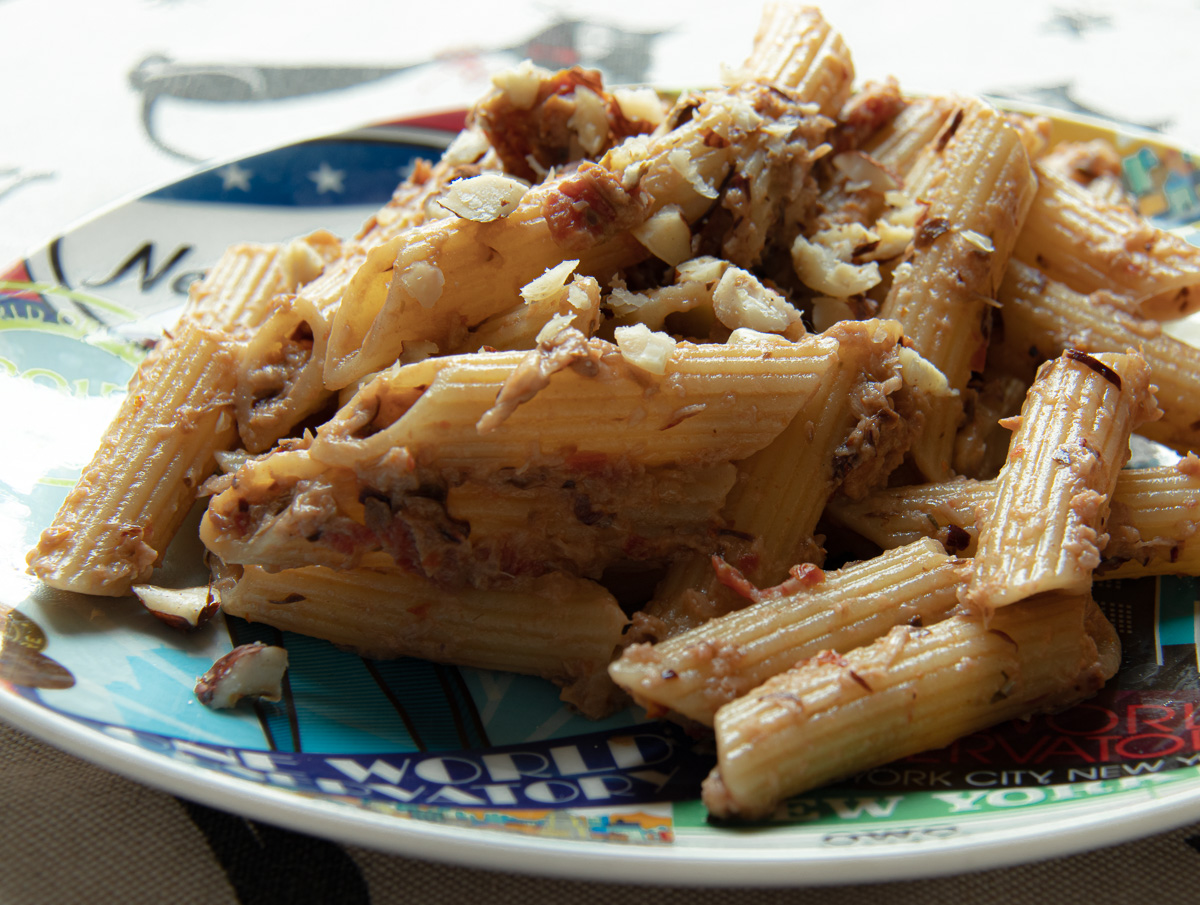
<box><xmin>995</xmin><ymin>259</ymin><xmax>1200</xmax><ymax>454</ymax></box>
<box><xmin>740</xmin><ymin>3</ymin><xmax>853</xmax><ymax>117</ymax></box>
<box><xmin>964</xmin><ymin>350</ymin><xmax>1158</xmax><ymax>610</ymax></box>
<box><xmin>860</xmin><ymin>95</ymin><xmax>956</xmax><ymax>178</ymax></box>
<box><xmin>829</xmin><ymin>458</ymin><xmax>1200</xmax><ymax>579</ymax></box>
<box><xmin>311</xmin><ymin>328</ymin><xmax>843</xmax><ymax>473</ymax></box>
<box><xmin>222</xmin><ymin>556</ymin><xmax>628</xmax><ymax>718</ymax></box>
<box><xmin>826</xmin><ymin>476</ymin><xmax>986</xmax><ymax>554</ymax></box>
<box><xmin>1104</xmin><ymin>455</ymin><xmax>1200</xmax><ymax>578</ymax></box>
<box><xmin>636</xmin><ymin>318</ymin><xmax>930</xmax><ymax>639</ymax></box>
<box><xmin>610</xmin><ymin>538</ymin><xmax>967</xmax><ymax>726</ymax></box>
<box><xmin>1013</xmin><ymin>162</ymin><xmax>1200</xmax><ymax>321</ymax></box>
<box><xmin>830</xmin><ymin>457</ymin><xmax>1200</xmax><ymax>565</ymax></box>
<box><xmin>702</xmin><ymin>595</ymin><xmax>1119</xmax><ymax>821</ymax></box>
<box><xmin>28</xmin><ymin>325</ymin><xmax>238</xmax><ymax>595</ymax></box>
<box><xmin>23</xmin><ymin>232</ymin><xmax>346</xmax><ymax>596</ymax></box>
<box><xmin>879</xmin><ymin>98</ymin><xmax>1037</xmax><ymax>479</ymax></box>
<box><xmin>183</xmin><ymin>236</ymin><xmax>338</xmax><ymax>330</ymax></box>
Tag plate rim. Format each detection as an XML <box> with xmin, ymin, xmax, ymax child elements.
<box><xmin>6</xmin><ymin>686</ymin><xmax>1200</xmax><ymax>887</ymax></box>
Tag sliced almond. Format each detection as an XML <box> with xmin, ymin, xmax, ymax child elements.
<box><xmin>438</xmin><ymin>173</ymin><xmax>530</xmax><ymax>222</ymax></box>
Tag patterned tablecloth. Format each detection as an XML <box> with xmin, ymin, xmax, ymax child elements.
<box><xmin>4</xmin><ymin>1</ymin><xmax>1200</xmax><ymax>901</ymax></box>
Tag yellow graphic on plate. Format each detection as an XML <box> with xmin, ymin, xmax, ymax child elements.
<box><xmin>360</xmin><ymin>802</ymin><xmax>675</xmax><ymax>844</ymax></box>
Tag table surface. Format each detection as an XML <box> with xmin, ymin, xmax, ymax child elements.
<box><xmin>4</xmin><ymin>0</ymin><xmax>1200</xmax><ymax>901</ymax></box>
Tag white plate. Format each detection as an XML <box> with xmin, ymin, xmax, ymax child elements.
<box><xmin>4</xmin><ymin>111</ymin><xmax>1200</xmax><ymax>887</ymax></box>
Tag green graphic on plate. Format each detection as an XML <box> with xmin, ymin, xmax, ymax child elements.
<box><xmin>672</xmin><ymin>767</ymin><xmax>1199</xmax><ymax>833</ymax></box>
<box><xmin>0</xmin><ymin>282</ymin><xmax>144</xmax><ymax>367</ymax></box>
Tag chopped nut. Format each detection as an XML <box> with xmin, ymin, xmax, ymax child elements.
<box><xmin>726</xmin><ymin>328</ymin><xmax>795</xmax><ymax>348</ymax></box>
<box><xmin>606</xmin><ymin>283</ymin><xmax>651</xmax><ymax>316</ymax></box>
<box><xmin>614</xmin><ymin>323</ymin><xmax>677</xmax><ymax>375</ymax></box>
<box><xmin>535</xmin><ymin>312</ymin><xmax>575</xmax><ymax>344</ymax></box>
<box><xmin>566</xmin><ymin>275</ymin><xmax>599</xmax><ymax>311</ymax></box>
<box><xmin>675</xmin><ymin>256</ymin><xmax>728</xmax><ymax>285</ymax></box>
<box><xmin>213</xmin><ymin>449</ymin><xmax>251</xmax><ymax>475</ymax></box>
<box><xmin>832</xmin><ymin>151</ymin><xmax>899</xmax><ymax>192</ymax></box>
<box><xmin>631</xmin><ymin>204</ymin><xmax>692</xmax><ymax>266</ymax></box>
<box><xmin>279</xmin><ymin>236</ymin><xmax>331</xmax><ymax>289</ymax></box>
<box><xmin>442</xmin><ymin>128</ymin><xmax>492</xmax><ymax>166</ymax></box>
<box><xmin>133</xmin><ymin>584</ymin><xmax>220</xmax><ymax>631</ymax></box>
<box><xmin>568</xmin><ymin>85</ymin><xmax>610</xmax><ymax>157</ymax></box>
<box><xmin>396</xmin><ymin>261</ymin><xmax>445</xmax><ymax>310</ymax></box>
<box><xmin>613</xmin><ymin>86</ymin><xmax>667</xmax><ymax>126</ymax></box>
<box><xmin>195</xmin><ymin>642</ymin><xmax>288</xmax><ymax>710</ymax></box>
<box><xmin>791</xmin><ymin>225</ymin><xmax>882</xmax><ymax>298</ymax></box>
<box><xmin>490</xmin><ymin>60</ymin><xmax>553</xmax><ymax>110</ymax></box>
<box><xmin>438</xmin><ymin>173</ymin><xmax>530</xmax><ymax>222</ymax></box>
<box><xmin>668</xmin><ymin>148</ymin><xmax>718</xmax><ymax>199</ymax></box>
<box><xmin>896</xmin><ymin>346</ymin><xmax>952</xmax><ymax>397</ymax></box>
<box><xmin>959</xmin><ymin>229</ymin><xmax>995</xmax><ymax>253</ymax></box>
<box><xmin>521</xmin><ymin>259</ymin><xmax>580</xmax><ymax>304</ymax></box>
<box><xmin>711</xmin><ymin>265</ymin><xmax>801</xmax><ymax>333</ymax></box>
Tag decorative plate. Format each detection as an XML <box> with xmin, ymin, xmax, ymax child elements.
<box><xmin>3</xmin><ymin>108</ymin><xmax>1200</xmax><ymax>886</ymax></box>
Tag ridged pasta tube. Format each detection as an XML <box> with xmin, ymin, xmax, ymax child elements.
<box><xmin>879</xmin><ymin>98</ymin><xmax>1037</xmax><ymax>480</ymax></box>
<box><xmin>828</xmin><ymin>458</ymin><xmax>1200</xmax><ymax>579</ymax></box>
<box><xmin>28</xmin><ymin>326</ymin><xmax>239</xmax><ymax>595</ymax></box>
<box><xmin>963</xmin><ymin>350</ymin><xmax>1158</xmax><ymax>610</ymax></box>
<box><xmin>703</xmin><ymin>595</ymin><xmax>1119</xmax><ymax>821</ymax></box>
<box><xmin>739</xmin><ymin>3</ymin><xmax>854</xmax><ymax>117</ymax></box>
<box><xmin>1013</xmin><ymin>163</ymin><xmax>1200</xmax><ymax>320</ymax></box>
<box><xmin>311</xmin><ymin>329</ymin><xmax>844</xmax><ymax>473</ymax></box>
<box><xmin>610</xmin><ymin>538</ymin><xmax>967</xmax><ymax>725</ymax></box>
<box><xmin>27</xmin><ymin>236</ymin><xmax>345</xmax><ymax>596</ymax></box>
<box><xmin>223</xmin><ymin>557</ymin><xmax>627</xmax><ymax>718</ymax></box>
<box><xmin>995</xmin><ymin>259</ymin><xmax>1200</xmax><ymax>454</ymax></box>
<box><xmin>637</xmin><ymin>318</ymin><xmax>918</xmax><ymax>638</ymax></box>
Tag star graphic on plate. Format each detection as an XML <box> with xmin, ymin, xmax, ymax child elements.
<box><xmin>309</xmin><ymin>162</ymin><xmax>346</xmax><ymax>194</ymax></box>
<box><xmin>219</xmin><ymin>163</ymin><xmax>252</xmax><ymax>191</ymax></box>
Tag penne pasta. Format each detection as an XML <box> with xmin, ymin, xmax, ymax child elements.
<box><xmin>1013</xmin><ymin>162</ymin><xmax>1200</xmax><ymax>321</ymax></box>
<box><xmin>879</xmin><ymin>98</ymin><xmax>1037</xmax><ymax>479</ymax></box>
<box><xmin>223</xmin><ymin>555</ymin><xmax>628</xmax><ymax>718</ymax></box>
<box><xmin>635</xmin><ymin>317</ymin><xmax>926</xmax><ymax>639</ymax></box>
<box><xmin>27</xmin><ymin>325</ymin><xmax>239</xmax><ymax>595</ymax></box>
<box><xmin>201</xmin><ymin>329</ymin><xmax>848</xmax><ymax>580</ymax></box>
<box><xmin>703</xmin><ymin>594</ymin><xmax>1119</xmax><ymax>821</ymax></box>
<box><xmin>828</xmin><ymin>458</ymin><xmax>1200</xmax><ymax>579</ymax></box>
<box><xmin>994</xmin><ymin>258</ymin><xmax>1200</xmax><ymax>454</ymax></box>
<box><xmin>741</xmin><ymin>2</ymin><xmax>854</xmax><ymax>116</ymax></box>
<box><xmin>964</xmin><ymin>349</ymin><xmax>1158</xmax><ymax>610</ymax></box>
<box><xmin>610</xmin><ymin>538</ymin><xmax>967</xmax><ymax>726</ymax></box>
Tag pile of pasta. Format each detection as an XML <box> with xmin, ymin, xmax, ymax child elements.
<box><xmin>28</xmin><ymin>3</ymin><xmax>1200</xmax><ymax>821</ymax></box>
